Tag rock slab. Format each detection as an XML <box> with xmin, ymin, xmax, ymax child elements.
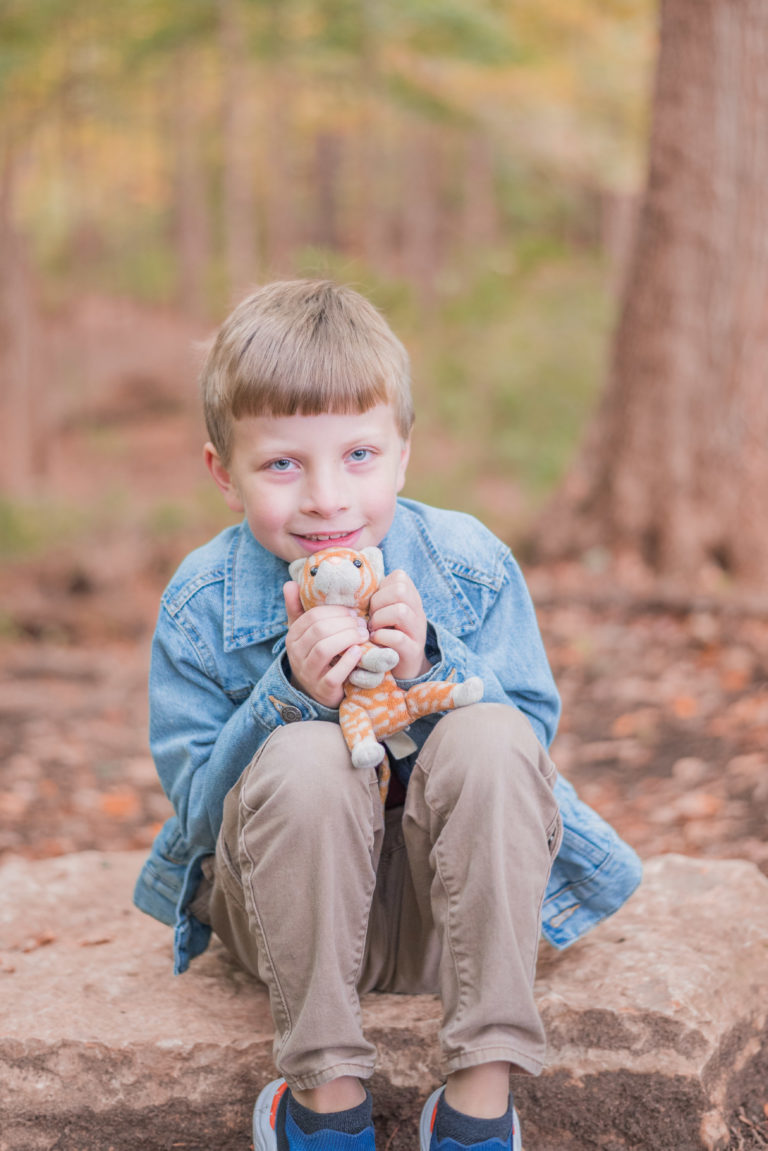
<box><xmin>1</xmin><ymin>851</ymin><xmax>767</xmax><ymax>1151</ymax></box>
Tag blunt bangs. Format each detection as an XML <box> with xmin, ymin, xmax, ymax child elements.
<box><xmin>201</xmin><ymin>280</ymin><xmax>413</xmax><ymax>465</ymax></box>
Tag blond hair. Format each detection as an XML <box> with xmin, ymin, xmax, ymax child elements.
<box><xmin>201</xmin><ymin>280</ymin><xmax>414</xmax><ymax>464</ymax></box>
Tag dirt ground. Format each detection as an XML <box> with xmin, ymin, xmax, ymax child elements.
<box><xmin>1</xmin><ymin>296</ymin><xmax>767</xmax><ymax>1148</ymax></box>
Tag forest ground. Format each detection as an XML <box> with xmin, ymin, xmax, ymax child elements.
<box><xmin>1</xmin><ymin>297</ymin><xmax>767</xmax><ymax>1149</ymax></box>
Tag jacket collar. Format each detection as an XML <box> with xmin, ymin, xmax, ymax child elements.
<box><xmin>381</xmin><ymin>503</ymin><xmax>480</xmax><ymax>636</ymax></box>
<box><xmin>223</xmin><ymin>503</ymin><xmax>480</xmax><ymax>652</ymax></box>
<box><xmin>223</xmin><ymin>522</ymin><xmax>291</xmax><ymax>652</ymax></box>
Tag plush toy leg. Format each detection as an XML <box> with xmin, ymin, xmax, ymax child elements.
<box><xmin>340</xmin><ymin>699</ymin><xmax>386</xmax><ymax>769</ymax></box>
<box><xmin>451</xmin><ymin>675</ymin><xmax>484</xmax><ymax>708</ymax></box>
<box><xmin>404</xmin><ymin>676</ymin><xmax>483</xmax><ymax>721</ymax></box>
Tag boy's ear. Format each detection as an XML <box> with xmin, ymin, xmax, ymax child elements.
<box><xmin>396</xmin><ymin>438</ymin><xmax>411</xmax><ymax>492</ymax></box>
<box><xmin>204</xmin><ymin>443</ymin><xmax>244</xmax><ymax>514</ymax></box>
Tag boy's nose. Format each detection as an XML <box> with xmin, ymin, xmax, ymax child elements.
<box><xmin>302</xmin><ymin>469</ymin><xmax>348</xmax><ymax>516</ymax></box>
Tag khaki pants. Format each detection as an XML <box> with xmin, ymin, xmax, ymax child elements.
<box><xmin>193</xmin><ymin>703</ymin><xmax>561</xmax><ymax>1092</ymax></box>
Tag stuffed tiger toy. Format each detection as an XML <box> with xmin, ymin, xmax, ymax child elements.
<box><xmin>288</xmin><ymin>547</ymin><xmax>483</xmax><ymax>795</ymax></box>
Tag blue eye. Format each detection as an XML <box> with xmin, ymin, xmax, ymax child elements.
<box><xmin>349</xmin><ymin>449</ymin><xmax>370</xmax><ymax>462</ymax></box>
<box><xmin>271</xmin><ymin>459</ymin><xmax>293</xmax><ymax>471</ymax></box>
<box><xmin>353</xmin><ymin>559</ymin><xmax>363</xmax><ymax>568</ymax></box>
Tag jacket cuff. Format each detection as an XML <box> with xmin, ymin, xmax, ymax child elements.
<box><xmin>250</xmin><ymin>653</ymin><xmax>339</xmax><ymax>730</ymax></box>
<box><xmin>420</xmin><ymin>620</ymin><xmax>469</xmax><ymax>682</ymax></box>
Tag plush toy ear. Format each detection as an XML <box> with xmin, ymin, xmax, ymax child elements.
<box><xmin>360</xmin><ymin>546</ymin><xmax>385</xmax><ymax>585</ymax></box>
<box><xmin>288</xmin><ymin>558</ymin><xmax>307</xmax><ymax>583</ymax></box>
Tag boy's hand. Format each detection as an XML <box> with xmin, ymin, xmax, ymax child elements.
<box><xmin>283</xmin><ymin>581</ymin><xmax>368</xmax><ymax>709</ymax></box>
<box><xmin>368</xmin><ymin>569</ymin><xmax>430</xmax><ymax>681</ymax></box>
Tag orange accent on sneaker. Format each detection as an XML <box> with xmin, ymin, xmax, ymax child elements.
<box><xmin>270</xmin><ymin>1082</ymin><xmax>289</xmax><ymax>1130</ymax></box>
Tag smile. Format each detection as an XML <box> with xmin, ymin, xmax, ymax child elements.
<box><xmin>292</xmin><ymin>528</ymin><xmax>364</xmax><ymax>552</ymax></box>
<box><xmin>298</xmin><ymin>531</ymin><xmax>360</xmax><ymax>541</ymax></box>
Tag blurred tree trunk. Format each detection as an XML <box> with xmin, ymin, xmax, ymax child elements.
<box><xmin>462</xmin><ymin>131</ymin><xmax>498</xmax><ymax>257</ymax></box>
<box><xmin>219</xmin><ymin>0</ymin><xmax>256</xmax><ymax>299</ymax></box>
<box><xmin>543</xmin><ymin>0</ymin><xmax>768</xmax><ymax>585</ymax></box>
<box><xmin>0</xmin><ymin>143</ymin><xmax>44</xmax><ymax>495</ymax></box>
<box><xmin>313</xmin><ymin>131</ymin><xmax>342</xmax><ymax>250</ymax></box>
<box><xmin>262</xmin><ymin>1</ymin><xmax>294</xmax><ymax>275</ymax></box>
<box><xmin>599</xmin><ymin>189</ymin><xmax>640</xmax><ymax>300</ymax></box>
<box><xmin>401</xmin><ymin>123</ymin><xmax>440</xmax><ymax>307</ymax></box>
<box><xmin>173</xmin><ymin>48</ymin><xmax>211</xmax><ymax>319</ymax></box>
<box><xmin>357</xmin><ymin>0</ymin><xmax>390</xmax><ymax>272</ymax></box>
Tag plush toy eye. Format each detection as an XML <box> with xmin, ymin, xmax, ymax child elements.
<box><xmin>353</xmin><ymin>559</ymin><xmax>363</xmax><ymax>568</ymax></box>
<box><xmin>309</xmin><ymin>566</ymin><xmax>318</xmax><ymax>577</ymax></box>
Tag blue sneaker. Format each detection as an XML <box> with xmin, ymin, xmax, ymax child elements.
<box><xmin>254</xmin><ymin>1079</ymin><xmax>290</xmax><ymax>1151</ymax></box>
<box><xmin>419</xmin><ymin>1086</ymin><xmax>523</xmax><ymax>1151</ymax></box>
<box><xmin>253</xmin><ymin>1078</ymin><xmax>377</xmax><ymax>1151</ymax></box>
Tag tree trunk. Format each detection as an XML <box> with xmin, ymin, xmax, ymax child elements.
<box><xmin>219</xmin><ymin>0</ymin><xmax>256</xmax><ymax>299</ymax></box>
<box><xmin>461</xmin><ymin>131</ymin><xmax>498</xmax><ymax>259</ymax></box>
<box><xmin>262</xmin><ymin>1</ymin><xmax>295</xmax><ymax>276</ymax></box>
<box><xmin>356</xmin><ymin>0</ymin><xmax>390</xmax><ymax>273</ymax></box>
<box><xmin>401</xmin><ymin>122</ymin><xmax>440</xmax><ymax>307</ymax></box>
<box><xmin>0</xmin><ymin>142</ymin><xmax>44</xmax><ymax>496</ymax></box>
<box><xmin>312</xmin><ymin>131</ymin><xmax>342</xmax><ymax>251</ymax></box>
<box><xmin>543</xmin><ymin>0</ymin><xmax>768</xmax><ymax>586</ymax></box>
<box><xmin>173</xmin><ymin>48</ymin><xmax>211</xmax><ymax>319</ymax></box>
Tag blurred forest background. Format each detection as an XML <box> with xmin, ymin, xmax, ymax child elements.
<box><xmin>0</xmin><ymin>0</ymin><xmax>653</xmax><ymax>545</ymax></box>
<box><xmin>4</xmin><ymin>0</ymin><xmax>768</xmax><ymax>887</ymax></box>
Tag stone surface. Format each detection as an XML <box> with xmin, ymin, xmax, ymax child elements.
<box><xmin>1</xmin><ymin>851</ymin><xmax>767</xmax><ymax>1151</ymax></box>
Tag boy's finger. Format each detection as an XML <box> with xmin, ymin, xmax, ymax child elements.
<box><xmin>369</xmin><ymin>599</ymin><xmax>409</xmax><ymax>629</ymax></box>
<box><xmin>325</xmin><ymin>643</ymin><xmax>364</xmax><ymax>687</ymax></box>
<box><xmin>283</xmin><ymin>581</ymin><xmax>304</xmax><ymax>625</ymax></box>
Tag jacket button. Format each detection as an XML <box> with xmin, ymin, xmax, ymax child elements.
<box><xmin>279</xmin><ymin>704</ymin><xmax>302</xmax><ymax>723</ymax></box>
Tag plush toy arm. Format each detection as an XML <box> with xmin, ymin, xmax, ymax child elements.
<box><xmin>357</xmin><ymin>643</ymin><xmax>399</xmax><ymax>674</ymax></box>
<box><xmin>347</xmin><ymin>667</ymin><xmax>385</xmax><ymax>688</ymax></box>
<box><xmin>346</xmin><ymin>642</ymin><xmax>398</xmax><ymax>688</ymax></box>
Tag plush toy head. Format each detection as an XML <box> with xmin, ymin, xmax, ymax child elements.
<box><xmin>288</xmin><ymin>546</ymin><xmax>384</xmax><ymax>613</ymax></box>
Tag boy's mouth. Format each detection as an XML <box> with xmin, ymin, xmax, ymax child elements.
<box><xmin>292</xmin><ymin>528</ymin><xmax>363</xmax><ymax>551</ymax></box>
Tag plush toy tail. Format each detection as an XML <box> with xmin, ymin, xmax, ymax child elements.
<box><xmin>377</xmin><ymin>755</ymin><xmax>391</xmax><ymax>806</ymax></box>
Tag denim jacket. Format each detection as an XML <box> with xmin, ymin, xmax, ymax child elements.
<box><xmin>134</xmin><ymin>498</ymin><xmax>642</xmax><ymax>974</ymax></box>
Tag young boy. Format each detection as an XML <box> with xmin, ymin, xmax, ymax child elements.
<box><xmin>134</xmin><ymin>279</ymin><xmax>641</xmax><ymax>1151</ymax></box>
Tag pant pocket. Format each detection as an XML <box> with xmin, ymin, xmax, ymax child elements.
<box><xmin>546</xmin><ymin>809</ymin><xmax>563</xmax><ymax>859</ymax></box>
<box><xmin>186</xmin><ymin>854</ymin><xmax>215</xmax><ymax>924</ymax></box>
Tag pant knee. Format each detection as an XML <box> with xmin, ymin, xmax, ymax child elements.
<box><xmin>239</xmin><ymin>721</ymin><xmax>378</xmax><ymax>826</ymax></box>
<box><xmin>417</xmin><ymin>703</ymin><xmax>555</xmax><ymax>808</ymax></box>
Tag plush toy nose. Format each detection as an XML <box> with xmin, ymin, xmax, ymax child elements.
<box><xmin>325</xmin><ymin>555</ymin><xmax>343</xmax><ymax>564</ymax></box>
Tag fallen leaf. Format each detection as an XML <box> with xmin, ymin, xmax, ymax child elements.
<box><xmin>612</xmin><ymin>709</ymin><xmax>658</xmax><ymax>739</ymax></box>
<box><xmin>720</xmin><ymin>666</ymin><xmax>751</xmax><ymax>693</ymax></box>
<box><xmin>99</xmin><ymin>789</ymin><xmax>141</xmax><ymax>820</ymax></box>
<box><xmin>671</xmin><ymin>695</ymin><xmax>699</xmax><ymax>719</ymax></box>
<box><xmin>673</xmin><ymin>792</ymin><xmax>724</xmax><ymax>820</ymax></box>
<box><xmin>21</xmin><ymin>931</ymin><xmax>57</xmax><ymax>953</ymax></box>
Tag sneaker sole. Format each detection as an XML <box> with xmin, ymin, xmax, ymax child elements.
<box><xmin>419</xmin><ymin>1086</ymin><xmax>523</xmax><ymax>1151</ymax></box>
<box><xmin>253</xmin><ymin>1078</ymin><xmax>289</xmax><ymax>1151</ymax></box>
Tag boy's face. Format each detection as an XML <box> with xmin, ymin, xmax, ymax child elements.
<box><xmin>205</xmin><ymin>404</ymin><xmax>411</xmax><ymax>563</ymax></box>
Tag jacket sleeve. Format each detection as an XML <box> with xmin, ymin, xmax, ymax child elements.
<box><xmin>149</xmin><ymin>607</ymin><xmax>339</xmax><ymax>851</ymax></box>
<box><xmin>421</xmin><ymin>551</ymin><xmax>560</xmax><ymax>749</ymax></box>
